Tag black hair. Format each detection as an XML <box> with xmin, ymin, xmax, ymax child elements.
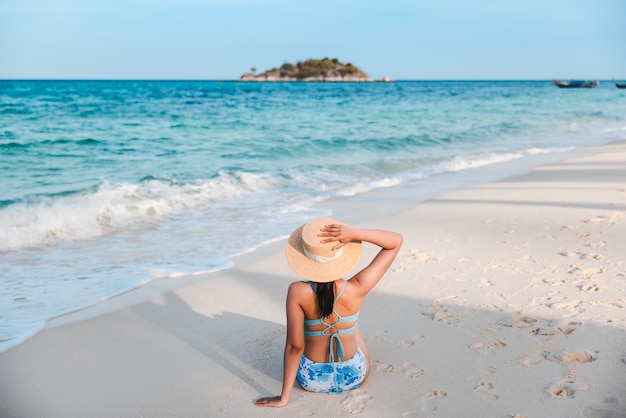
<box><xmin>315</xmin><ymin>281</ymin><xmax>335</xmax><ymax>319</ymax></box>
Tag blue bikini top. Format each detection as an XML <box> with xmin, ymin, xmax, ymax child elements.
<box><xmin>303</xmin><ymin>279</ymin><xmax>359</xmax><ymax>363</ymax></box>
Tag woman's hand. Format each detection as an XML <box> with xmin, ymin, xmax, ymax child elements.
<box><xmin>254</xmin><ymin>395</ymin><xmax>288</xmax><ymax>408</ymax></box>
<box><xmin>318</xmin><ymin>223</ymin><xmax>359</xmax><ymax>250</ymax></box>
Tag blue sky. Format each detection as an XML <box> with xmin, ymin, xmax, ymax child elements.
<box><xmin>1</xmin><ymin>0</ymin><xmax>624</xmax><ymax>80</ymax></box>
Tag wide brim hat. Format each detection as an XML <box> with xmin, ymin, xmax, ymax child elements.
<box><xmin>285</xmin><ymin>216</ymin><xmax>362</xmax><ymax>283</ymax></box>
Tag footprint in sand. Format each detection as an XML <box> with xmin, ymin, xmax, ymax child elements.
<box><xmin>558</xmin><ymin>349</ymin><xmax>597</xmax><ymax>363</ymax></box>
<box><xmin>530</xmin><ymin>290</ymin><xmax>560</xmax><ymax>304</ymax></box>
<box><xmin>398</xmin><ymin>249</ymin><xmax>434</xmax><ymax>267</ymax></box>
<box><xmin>589</xmin><ymin>240</ymin><xmax>608</xmax><ymax>248</ymax></box>
<box><xmin>420</xmin><ymin>390</ymin><xmax>447</xmax><ymax>412</ymax></box>
<box><xmin>424</xmin><ymin>390</ymin><xmax>447</xmax><ymax>400</ymax></box>
<box><xmin>549</xmin><ymin>379</ymin><xmax>588</xmax><ymax>398</ymax></box>
<box><xmin>530</xmin><ymin>319</ymin><xmax>581</xmax><ymax>336</ymax></box>
<box><xmin>513</xmin><ymin>242</ymin><xmax>530</xmax><ymax>251</ymax></box>
<box><xmin>542</xmin><ymin>277</ymin><xmax>566</xmax><ymax>286</ymax></box>
<box><xmin>432</xmin><ymin>311</ymin><xmax>459</xmax><ymax>325</ymax></box>
<box><xmin>521</xmin><ymin>353</ymin><xmax>547</xmax><ymax>366</ymax></box>
<box><xmin>398</xmin><ymin>335</ymin><xmax>424</xmax><ymax>350</ymax></box>
<box><xmin>584</xmin><ymin>212</ymin><xmax>623</xmax><ymax>225</ymax></box>
<box><xmin>372</xmin><ymin>360</ymin><xmax>395</xmax><ymax>373</ymax></box>
<box><xmin>580</xmin><ymin>253</ymin><xmax>604</xmax><ymax>261</ymax></box>
<box><xmin>341</xmin><ymin>390</ymin><xmax>372</xmax><ymax>415</ymax></box>
<box><xmin>580</xmin><ymin>283</ymin><xmax>599</xmax><ymax>292</ymax></box>
<box><xmin>403</xmin><ymin>362</ymin><xmax>424</xmax><ymax>379</ymax></box>
<box><xmin>585</xmin><ymin>216</ymin><xmax>605</xmax><ymax>224</ymax></box>
<box><xmin>395</xmin><ymin>249</ymin><xmax>439</xmax><ymax>272</ymax></box>
<box><xmin>479</xmin><ymin>279</ymin><xmax>493</xmax><ymax>288</ymax></box>
<box><xmin>589</xmin><ymin>299</ymin><xmax>623</xmax><ymax>309</ymax></box>
<box><xmin>560</xmin><ymin>251</ymin><xmax>604</xmax><ymax>261</ymax></box>
<box><xmin>473</xmin><ymin>381</ymin><xmax>499</xmax><ymax>401</ymax></box>
<box><xmin>497</xmin><ymin>315</ymin><xmax>538</xmax><ymax>329</ymax></box>
<box><xmin>422</xmin><ymin>305</ymin><xmax>459</xmax><ymax>326</ymax></box>
<box><xmin>550</xmin><ymin>300</ymin><xmax>585</xmax><ymax>313</ymax></box>
<box><xmin>468</xmin><ymin>341</ymin><xmax>506</xmax><ymax>350</ymax></box>
<box><xmin>580</xmin><ymin>267</ymin><xmax>603</xmax><ymax>277</ymax></box>
<box><xmin>567</xmin><ymin>266</ymin><xmax>604</xmax><ymax>282</ymax></box>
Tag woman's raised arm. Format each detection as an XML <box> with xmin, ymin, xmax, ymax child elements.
<box><xmin>319</xmin><ymin>224</ymin><xmax>402</xmax><ymax>294</ymax></box>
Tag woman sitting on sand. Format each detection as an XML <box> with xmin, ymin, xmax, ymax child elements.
<box><xmin>255</xmin><ymin>217</ymin><xmax>402</xmax><ymax>407</ymax></box>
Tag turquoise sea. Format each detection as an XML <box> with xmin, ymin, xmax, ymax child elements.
<box><xmin>1</xmin><ymin>80</ymin><xmax>625</xmax><ymax>351</ymax></box>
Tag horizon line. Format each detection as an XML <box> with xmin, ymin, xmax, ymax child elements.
<box><xmin>0</xmin><ymin>78</ymin><xmax>617</xmax><ymax>82</ymax></box>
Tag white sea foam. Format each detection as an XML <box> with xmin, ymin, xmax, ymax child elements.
<box><xmin>335</xmin><ymin>177</ymin><xmax>403</xmax><ymax>197</ymax></box>
<box><xmin>431</xmin><ymin>147</ymin><xmax>570</xmax><ymax>175</ymax></box>
<box><xmin>0</xmin><ymin>171</ymin><xmax>276</xmax><ymax>252</ymax></box>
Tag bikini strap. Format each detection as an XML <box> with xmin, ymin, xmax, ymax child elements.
<box><xmin>334</xmin><ymin>279</ymin><xmax>348</xmax><ymax>301</ymax></box>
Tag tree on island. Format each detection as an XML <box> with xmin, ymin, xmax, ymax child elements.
<box><xmin>239</xmin><ymin>57</ymin><xmax>375</xmax><ymax>82</ymax></box>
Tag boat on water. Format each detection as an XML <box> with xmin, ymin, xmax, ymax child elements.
<box><xmin>613</xmin><ymin>80</ymin><xmax>626</xmax><ymax>89</ymax></box>
<box><xmin>553</xmin><ymin>80</ymin><xmax>599</xmax><ymax>88</ymax></box>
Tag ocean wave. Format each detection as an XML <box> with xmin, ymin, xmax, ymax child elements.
<box><xmin>430</xmin><ymin>147</ymin><xmax>569</xmax><ymax>174</ymax></box>
<box><xmin>0</xmin><ymin>141</ymin><xmax>26</xmax><ymax>149</ymax></box>
<box><xmin>40</xmin><ymin>138</ymin><xmax>103</xmax><ymax>146</ymax></box>
<box><xmin>0</xmin><ymin>138</ymin><xmax>104</xmax><ymax>149</ymax></box>
<box><xmin>0</xmin><ymin>171</ymin><xmax>277</xmax><ymax>252</ymax></box>
<box><xmin>285</xmin><ymin>146</ymin><xmax>569</xmax><ymax>199</ymax></box>
<box><xmin>0</xmin><ymin>107</ymin><xmax>31</xmax><ymax>115</ymax></box>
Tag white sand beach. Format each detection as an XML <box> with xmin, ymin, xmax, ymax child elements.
<box><xmin>1</xmin><ymin>140</ymin><xmax>625</xmax><ymax>418</ymax></box>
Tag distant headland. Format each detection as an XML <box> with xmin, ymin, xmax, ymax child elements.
<box><xmin>238</xmin><ymin>58</ymin><xmax>393</xmax><ymax>82</ymax></box>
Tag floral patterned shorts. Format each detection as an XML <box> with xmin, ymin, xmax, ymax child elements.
<box><xmin>296</xmin><ymin>347</ymin><xmax>367</xmax><ymax>393</ymax></box>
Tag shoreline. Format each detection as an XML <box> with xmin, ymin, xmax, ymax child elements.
<box><xmin>1</xmin><ymin>139</ymin><xmax>625</xmax><ymax>417</ymax></box>
<box><xmin>5</xmin><ymin>143</ymin><xmax>589</xmax><ymax>343</ymax></box>
<box><xmin>0</xmin><ymin>140</ymin><xmax>589</xmax><ymax>353</ymax></box>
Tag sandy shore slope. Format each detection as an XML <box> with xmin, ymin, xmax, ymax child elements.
<box><xmin>1</xmin><ymin>141</ymin><xmax>625</xmax><ymax>418</ymax></box>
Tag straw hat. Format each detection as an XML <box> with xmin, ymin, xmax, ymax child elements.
<box><xmin>285</xmin><ymin>217</ymin><xmax>362</xmax><ymax>282</ymax></box>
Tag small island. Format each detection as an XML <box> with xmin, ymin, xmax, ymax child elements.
<box><xmin>238</xmin><ymin>58</ymin><xmax>393</xmax><ymax>82</ymax></box>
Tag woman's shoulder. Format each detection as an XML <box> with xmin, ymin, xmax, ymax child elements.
<box><xmin>287</xmin><ymin>281</ymin><xmax>318</xmax><ymax>315</ymax></box>
<box><xmin>287</xmin><ymin>280</ymin><xmax>314</xmax><ymax>297</ymax></box>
